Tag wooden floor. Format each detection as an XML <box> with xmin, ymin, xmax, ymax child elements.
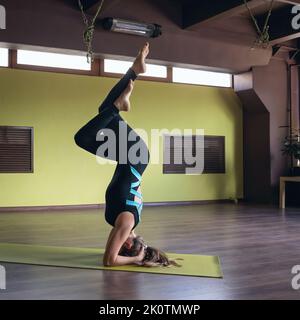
<box><xmin>0</xmin><ymin>203</ymin><xmax>300</xmax><ymax>300</ymax></box>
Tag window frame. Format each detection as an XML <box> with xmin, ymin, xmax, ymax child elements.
<box><xmin>100</xmin><ymin>58</ymin><xmax>172</xmax><ymax>83</ymax></box>
<box><xmin>102</xmin><ymin>58</ymin><xmax>171</xmax><ymax>82</ymax></box>
<box><xmin>10</xmin><ymin>50</ymin><xmax>100</xmax><ymax>76</ymax></box>
<box><xmin>172</xmin><ymin>66</ymin><xmax>233</xmax><ymax>89</ymax></box>
<box><xmin>0</xmin><ymin>47</ymin><xmax>9</xmax><ymax>67</ymax></box>
<box><xmin>1</xmin><ymin>49</ymin><xmax>232</xmax><ymax>88</ymax></box>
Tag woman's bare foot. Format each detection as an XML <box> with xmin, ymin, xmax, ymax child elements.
<box><xmin>132</xmin><ymin>42</ymin><xmax>150</xmax><ymax>75</ymax></box>
<box><xmin>114</xmin><ymin>43</ymin><xmax>149</xmax><ymax>112</ymax></box>
<box><xmin>114</xmin><ymin>80</ymin><xmax>134</xmax><ymax>112</ymax></box>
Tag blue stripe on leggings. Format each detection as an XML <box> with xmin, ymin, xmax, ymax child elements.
<box><xmin>130</xmin><ymin>166</ymin><xmax>142</xmax><ymax>181</ymax></box>
<box><xmin>130</xmin><ymin>188</ymin><xmax>142</xmax><ymax>199</ymax></box>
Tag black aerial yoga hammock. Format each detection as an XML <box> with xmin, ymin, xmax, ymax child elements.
<box><xmin>74</xmin><ymin>68</ymin><xmax>150</xmax><ymax>229</ymax></box>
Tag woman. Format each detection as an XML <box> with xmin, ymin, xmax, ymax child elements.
<box><xmin>74</xmin><ymin>43</ymin><xmax>180</xmax><ymax>267</ymax></box>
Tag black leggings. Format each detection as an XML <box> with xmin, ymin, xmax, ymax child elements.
<box><xmin>74</xmin><ymin>68</ymin><xmax>149</xmax><ymax>229</ymax></box>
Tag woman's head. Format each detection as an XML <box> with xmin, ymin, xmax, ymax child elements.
<box><xmin>119</xmin><ymin>235</ymin><xmax>181</xmax><ymax>267</ymax></box>
<box><xmin>119</xmin><ymin>235</ymin><xmax>146</xmax><ymax>257</ymax></box>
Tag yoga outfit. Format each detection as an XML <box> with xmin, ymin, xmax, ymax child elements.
<box><xmin>74</xmin><ymin>68</ymin><xmax>149</xmax><ymax>229</ymax></box>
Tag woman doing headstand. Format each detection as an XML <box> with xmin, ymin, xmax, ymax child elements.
<box><xmin>74</xmin><ymin>43</ymin><xmax>180</xmax><ymax>267</ymax></box>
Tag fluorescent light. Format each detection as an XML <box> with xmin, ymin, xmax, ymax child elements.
<box><xmin>0</xmin><ymin>48</ymin><xmax>8</xmax><ymax>67</ymax></box>
<box><xmin>173</xmin><ymin>67</ymin><xmax>232</xmax><ymax>88</ymax></box>
<box><xmin>102</xmin><ymin>18</ymin><xmax>162</xmax><ymax>38</ymax></box>
<box><xmin>104</xmin><ymin>59</ymin><xmax>167</xmax><ymax>78</ymax></box>
<box><xmin>17</xmin><ymin>50</ymin><xmax>91</xmax><ymax>70</ymax></box>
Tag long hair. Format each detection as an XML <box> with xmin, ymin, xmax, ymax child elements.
<box><xmin>119</xmin><ymin>236</ymin><xmax>182</xmax><ymax>267</ymax></box>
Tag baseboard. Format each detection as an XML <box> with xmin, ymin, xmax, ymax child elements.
<box><xmin>144</xmin><ymin>199</ymin><xmax>234</xmax><ymax>207</ymax></box>
<box><xmin>0</xmin><ymin>199</ymin><xmax>237</xmax><ymax>212</ymax></box>
<box><xmin>0</xmin><ymin>203</ymin><xmax>104</xmax><ymax>212</ymax></box>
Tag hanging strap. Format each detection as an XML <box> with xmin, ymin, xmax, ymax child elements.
<box><xmin>78</xmin><ymin>0</ymin><xmax>105</xmax><ymax>62</ymax></box>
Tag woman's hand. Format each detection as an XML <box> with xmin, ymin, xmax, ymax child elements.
<box><xmin>134</xmin><ymin>247</ymin><xmax>146</xmax><ymax>264</ymax></box>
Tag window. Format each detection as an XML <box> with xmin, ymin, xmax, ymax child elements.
<box><xmin>0</xmin><ymin>48</ymin><xmax>8</xmax><ymax>67</ymax></box>
<box><xmin>0</xmin><ymin>126</ymin><xmax>33</xmax><ymax>173</ymax></box>
<box><xmin>17</xmin><ymin>50</ymin><xmax>91</xmax><ymax>71</ymax></box>
<box><xmin>163</xmin><ymin>135</ymin><xmax>225</xmax><ymax>174</ymax></box>
<box><xmin>172</xmin><ymin>67</ymin><xmax>232</xmax><ymax>88</ymax></box>
<box><xmin>2</xmin><ymin>48</ymin><xmax>233</xmax><ymax>86</ymax></box>
<box><xmin>104</xmin><ymin>59</ymin><xmax>167</xmax><ymax>78</ymax></box>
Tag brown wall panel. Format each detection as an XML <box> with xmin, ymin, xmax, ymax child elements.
<box><xmin>0</xmin><ymin>0</ymin><xmax>271</xmax><ymax>73</ymax></box>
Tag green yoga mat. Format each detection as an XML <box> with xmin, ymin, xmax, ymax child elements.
<box><xmin>0</xmin><ymin>243</ymin><xmax>222</xmax><ymax>278</ymax></box>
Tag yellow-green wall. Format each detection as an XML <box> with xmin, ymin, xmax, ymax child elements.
<box><xmin>0</xmin><ymin>68</ymin><xmax>243</xmax><ymax>207</ymax></box>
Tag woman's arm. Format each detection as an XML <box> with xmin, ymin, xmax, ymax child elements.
<box><xmin>103</xmin><ymin>212</ymin><xmax>144</xmax><ymax>267</ymax></box>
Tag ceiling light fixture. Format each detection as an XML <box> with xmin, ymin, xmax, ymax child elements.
<box><xmin>101</xmin><ymin>17</ymin><xmax>162</xmax><ymax>38</ymax></box>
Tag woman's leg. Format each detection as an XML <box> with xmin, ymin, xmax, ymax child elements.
<box><xmin>74</xmin><ymin>110</ymin><xmax>118</xmax><ymax>155</ymax></box>
<box><xmin>98</xmin><ymin>68</ymin><xmax>137</xmax><ymax>113</ymax></box>
<box><xmin>99</xmin><ymin>42</ymin><xmax>149</xmax><ymax>113</ymax></box>
<box><xmin>74</xmin><ymin>42</ymin><xmax>149</xmax><ymax>155</ymax></box>
<box><xmin>74</xmin><ymin>68</ymin><xmax>137</xmax><ymax>155</ymax></box>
